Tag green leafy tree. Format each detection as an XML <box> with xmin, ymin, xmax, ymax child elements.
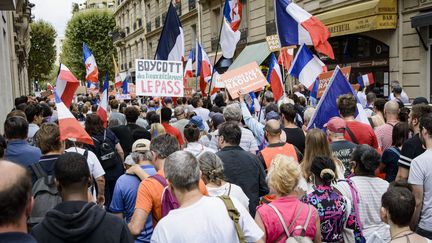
<box><xmin>61</xmin><ymin>9</ymin><xmax>116</xmax><ymax>84</ymax></box>
<box><xmin>28</xmin><ymin>20</ymin><xmax>57</xmax><ymax>82</ymax></box>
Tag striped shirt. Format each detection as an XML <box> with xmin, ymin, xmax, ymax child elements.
<box><xmin>398</xmin><ymin>134</ymin><xmax>425</xmax><ymax>169</ymax></box>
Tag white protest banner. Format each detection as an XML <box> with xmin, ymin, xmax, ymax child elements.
<box><xmin>116</xmin><ymin>94</ymin><xmax>131</xmax><ymax>100</ymax></box>
<box><xmin>136</xmin><ymin>59</ymin><xmax>184</xmax><ymax>97</ymax></box>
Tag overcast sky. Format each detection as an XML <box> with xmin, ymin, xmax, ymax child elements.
<box><xmin>30</xmin><ymin>0</ymin><xmax>86</xmax><ymax>37</ymax></box>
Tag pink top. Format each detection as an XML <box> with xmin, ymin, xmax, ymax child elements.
<box><xmin>257</xmin><ymin>195</ymin><xmax>318</xmax><ymax>243</ymax></box>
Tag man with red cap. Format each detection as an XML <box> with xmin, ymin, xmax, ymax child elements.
<box><xmin>326</xmin><ymin>117</ymin><xmax>357</xmax><ymax>177</ymax></box>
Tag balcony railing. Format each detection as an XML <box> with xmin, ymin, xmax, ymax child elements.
<box><xmin>188</xmin><ymin>0</ymin><xmax>196</xmax><ymax>11</ymax></box>
<box><xmin>176</xmin><ymin>3</ymin><xmax>181</xmax><ymax>16</ymax></box>
<box><xmin>146</xmin><ymin>22</ymin><xmax>151</xmax><ymax>32</ymax></box>
<box><xmin>239</xmin><ymin>28</ymin><xmax>248</xmax><ymax>45</ymax></box>
<box><xmin>162</xmin><ymin>12</ymin><xmax>167</xmax><ymax>23</ymax></box>
<box><xmin>155</xmin><ymin>16</ymin><xmax>160</xmax><ymax>28</ymax></box>
<box><xmin>211</xmin><ymin>37</ymin><xmax>219</xmax><ymax>52</ymax></box>
<box><xmin>111</xmin><ymin>30</ymin><xmax>126</xmax><ymax>42</ymax></box>
<box><xmin>266</xmin><ymin>21</ymin><xmax>277</xmax><ymax>36</ymax></box>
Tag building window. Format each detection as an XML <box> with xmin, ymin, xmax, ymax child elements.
<box><xmin>211</xmin><ymin>7</ymin><xmax>221</xmax><ymax>38</ymax></box>
<box><xmin>191</xmin><ymin>24</ymin><xmax>197</xmax><ymax>44</ymax></box>
<box><xmin>155</xmin><ymin>0</ymin><xmax>160</xmax><ymax>18</ymax></box>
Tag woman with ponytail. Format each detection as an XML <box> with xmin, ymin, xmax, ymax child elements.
<box><xmin>303</xmin><ymin>156</ymin><xmax>348</xmax><ymax>243</ymax></box>
<box><xmin>335</xmin><ymin>144</ymin><xmax>390</xmax><ymax>242</ymax></box>
<box><xmin>197</xmin><ymin>151</ymin><xmax>249</xmax><ymax>210</ymax></box>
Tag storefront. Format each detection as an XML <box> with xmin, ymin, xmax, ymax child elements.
<box><xmin>315</xmin><ymin>0</ymin><xmax>397</xmax><ymax>97</ymax></box>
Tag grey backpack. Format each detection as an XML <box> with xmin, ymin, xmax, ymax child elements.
<box><xmin>28</xmin><ymin>163</ymin><xmax>62</xmax><ymax>227</ymax></box>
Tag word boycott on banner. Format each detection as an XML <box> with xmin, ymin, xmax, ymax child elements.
<box><xmin>136</xmin><ymin>59</ymin><xmax>184</xmax><ymax>97</ymax></box>
<box><xmin>221</xmin><ymin>62</ymin><xmax>268</xmax><ymax>99</ymax></box>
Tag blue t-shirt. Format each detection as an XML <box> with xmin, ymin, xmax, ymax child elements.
<box><xmin>381</xmin><ymin>147</ymin><xmax>400</xmax><ymax>182</ymax></box>
<box><xmin>109</xmin><ymin>165</ymin><xmax>157</xmax><ymax>243</ymax></box>
<box><xmin>5</xmin><ymin>140</ymin><xmax>41</xmax><ymax>167</ymax></box>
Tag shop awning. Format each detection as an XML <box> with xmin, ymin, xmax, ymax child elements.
<box><xmin>411</xmin><ymin>12</ymin><xmax>432</xmax><ymax>28</ymax></box>
<box><xmin>228</xmin><ymin>42</ymin><xmax>271</xmax><ymax>71</ymax></box>
<box><xmin>316</xmin><ymin>0</ymin><xmax>397</xmax><ymax>37</ymax></box>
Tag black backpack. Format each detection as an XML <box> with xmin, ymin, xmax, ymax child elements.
<box><xmin>28</xmin><ymin>162</ymin><xmax>62</xmax><ymax>228</ymax></box>
<box><xmin>92</xmin><ymin>130</ymin><xmax>119</xmax><ymax>170</ymax></box>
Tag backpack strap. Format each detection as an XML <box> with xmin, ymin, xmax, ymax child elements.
<box><xmin>151</xmin><ymin>174</ymin><xmax>168</xmax><ymax>187</ymax></box>
<box><xmin>345</xmin><ymin>126</ymin><xmax>359</xmax><ymax>144</ymax></box>
<box><xmin>30</xmin><ymin>162</ymin><xmax>47</xmax><ymax>179</ymax></box>
<box><xmin>388</xmin><ymin>147</ymin><xmax>400</xmax><ymax>157</ymax></box>
<box><xmin>227</xmin><ymin>183</ymin><xmax>232</xmax><ymax>197</ymax></box>
<box><xmin>218</xmin><ymin>195</ymin><xmax>245</xmax><ymax>243</ymax></box>
<box><xmin>269</xmin><ymin>202</ymin><xmax>305</xmax><ymax>240</ymax></box>
<box><xmin>83</xmin><ymin>149</ymin><xmax>89</xmax><ymax>159</ymax></box>
<box><xmin>300</xmin><ymin>205</ymin><xmax>313</xmax><ymax>236</ymax></box>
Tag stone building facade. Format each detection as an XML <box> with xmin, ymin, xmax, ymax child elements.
<box><xmin>112</xmin><ymin>0</ymin><xmax>430</xmax><ymax>100</ymax></box>
<box><xmin>0</xmin><ymin>0</ymin><xmax>33</xmax><ymax>129</ymax></box>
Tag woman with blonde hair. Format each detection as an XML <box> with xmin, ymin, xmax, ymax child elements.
<box><xmin>299</xmin><ymin>129</ymin><xmax>344</xmax><ymax>193</ymax></box>
<box><xmin>255</xmin><ymin>154</ymin><xmax>321</xmax><ymax>243</ymax></box>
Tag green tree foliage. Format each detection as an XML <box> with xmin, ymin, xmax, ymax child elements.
<box><xmin>28</xmin><ymin>20</ymin><xmax>57</xmax><ymax>82</ymax></box>
<box><xmin>61</xmin><ymin>9</ymin><xmax>116</xmax><ymax>84</ymax></box>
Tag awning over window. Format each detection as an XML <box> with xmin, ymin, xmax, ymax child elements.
<box><xmin>316</xmin><ymin>0</ymin><xmax>397</xmax><ymax>37</ymax></box>
<box><xmin>228</xmin><ymin>42</ymin><xmax>271</xmax><ymax>71</ymax></box>
<box><xmin>411</xmin><ymin>12</ymin><xmax>432</xmax><ymax>28</ymax></box>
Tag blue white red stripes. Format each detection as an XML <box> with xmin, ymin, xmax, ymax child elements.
<box><xmin>267</xmin><ymin>53</ymin><xmax>284</xmax><ymax>101</ymax></box>
<box><xmin>357</xmin><ymin>73</ymin><xmax>375</xmax><ymax>89</ymax></box>
<box><xmin>275</xmin><ymin>0</ymin><xmax>334</xmax><ymax>59</ymax></box>
<box><xmin>83</xmin><ymin>42</ymin><xmax>99</xmax><ymax>83</ymax></box>
<box><xmin>196</xmin><ymin>42</ymin><xmax>212</xmax><ymax>95</ymax></box>
<box><xmin>55</xmin><ymin>64</ymin><xmax>79</xmax><ymax>108</ymax></box>
<box><xmin>220</xmin><ymin>0</ymin><xmax>242</xmax><ymax>59</ymax></box>
<box><xmin>289</xmin><ymin>44</ymin><xmax>325</xmax><ymax>89</ymax></box>
<box><xmin>183</xmin><ymin>49</ymin><xmax>194</xmax><ymax>87</ymax></box>
<box><xmin>155</xmin><ymin>3</ymin><xmax>184</xmax><ymax>62</ymax></box>
<box><xmin>97</xmin><ymin>73</ymin><xmax>109</xmax><ymax>128</ymax></box>
<box><xmin>55</xmin><ymin>91</ymin><xmax>93</xmax><ymax>145</ymax></box>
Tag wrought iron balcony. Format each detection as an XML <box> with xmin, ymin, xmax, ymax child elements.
<box><xmin>188</xmin><ymin>0</ymin><xmax>196</xmax><ymax>11</ymax></box>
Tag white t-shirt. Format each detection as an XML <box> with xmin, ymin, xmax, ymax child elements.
<box><xmin>193</xmin><ymin>107</ymin><xmax>210</xmax><ymax>121</ymax></box>
<box><xmin>183</xmin><ymin>142</ymin><xmax>215</xmax><ymax>158</ymax></box>
<box><xmin>335</xmin><ymin>176</ymin><xmax>390</xmax><ymax>242</ymax></box>
<box><xmin>409</xmin><ymin>149</ymin><xmax>432</xmax><ymax>230</ymax></box>
<box><xmin>65</xmin><ymin>147</ymin><xmax>105</xmax><ymax>179</ymax></box>
<box><xmin>151</xmin><ymin>196</ymin><xmax>263</xmax><ymax>243</ymax></box>
<box><xmin>206</xmin><ymin>183</ymin><xmax>250</xmax><ymax>210</ymax></box>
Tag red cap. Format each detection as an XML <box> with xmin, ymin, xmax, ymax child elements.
<box><xmin>325</xmin><ymin>117</ymin><xmax>346</xmax><ymax>133</ymax></box>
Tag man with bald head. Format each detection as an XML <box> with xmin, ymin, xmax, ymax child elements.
<box><xmin>375</xmin><ymin>100</ymin><xmax>400</xmax><ymax>151</ymax></box>
<box><xmin>258</xmin><ymin>120</ymin><xmax>303</xmax><ymax>171</ymax></box>
<box><xmin>0</xmin><ymin>160</ymin><xmax>36</xmax><ymax>242</ymax></box>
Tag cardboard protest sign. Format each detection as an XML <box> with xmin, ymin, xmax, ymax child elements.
<box><xmin>317</xmin><ymin>67</ymin><xmax>351</xmax><ymax>98</ymax></box>
<box><xmin>184</xmin><ymin>87</ymin><xmax>193</xmax><ymax>98</ymax></box>
<box><xmin>266</xmin><ymin>35</ymin><xmax>281</xmax><ymax>52</ymax></box>
<box><xmin>135</xmin><ymin>59</ymin><xmax>184</xmax><ymax>97</ymax></box>
<box><xmin>220</xmin><ymin>62</ymin><xmax>268</xmax><ymax>99</ymax></box>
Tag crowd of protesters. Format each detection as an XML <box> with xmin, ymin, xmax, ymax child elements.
<box><xmin>0</xmin><ymin>81</ymin><xmax>432</xmax><ymax>243</ymax></box>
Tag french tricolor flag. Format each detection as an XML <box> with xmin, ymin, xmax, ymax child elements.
<box><xmin>55</xmin><ymin>64</ymin><xmax>79</xmax><ymax>108</ymax></box>
<box><xmin>357</xmin><ymin>73</ymin><xmax>375</xmax><ymax>89</ymax></box>
<box><xmin>220</xmin><ymin>0</ymin><xmax>242</xmax><ymax>59</ymax></box>
<box><xmin>267</xmin><ymin>53</ymin><xmax>284</xmax><ymax>101</ymax></box>
<box><xmin>278</xmin><ymin>47</ymin><xmax>294</xmax><ymax>71</ymax></box>
<box><xmin>183</xmin><ymin>49</ymin><xmax>194</xmax><ymax>87</ymax></box>
<box><xmin>275</xmin><ymin>0</ymin><xmax>334</xmax><ymax>59</ymax></box>
<box><xmin>55</xmin><ymin>91</ymin><xmax>93</xmax><ymax>145</ymax></box>
<box><xmin>289</xmin><ymin>44</ymin><xmax>325</xmax><ymax>90</ymax></box>
<box><xmin>97</xmin><ymin>73</ymin><xmax>109</xmax><ymax>128</ymax></box>
<box><xmin>196</xmin><ymin>42</ymin><xmax>212</xmax><ymax>95</ymax></box>
<box><xmin>83</xmin><ymin>42</ymin><xmax>99</xmax><ymax>83</ymax></box>
<box><xmin>155</xmin><ymin>3</ymin><xmax>184</xmax><ymax>62</ymax></box>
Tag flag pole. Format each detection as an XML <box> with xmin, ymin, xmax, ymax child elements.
<box><xmin>206</xmin><ymin>0</ymin><xmax>226</xmax><ymax>99</ymax></box>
